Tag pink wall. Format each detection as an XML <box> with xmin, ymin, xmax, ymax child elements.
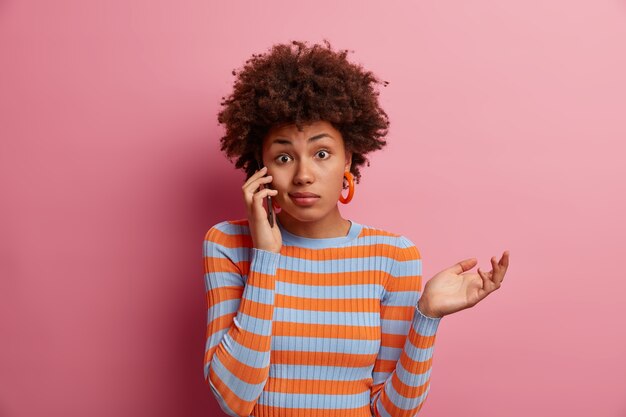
<box><xmin>1</xmin><ymin>1</ymin><xmax>625</xmax><ymax>416</ymax></box>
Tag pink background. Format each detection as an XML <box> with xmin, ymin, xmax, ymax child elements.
<box><xmin>1</xmin><ymin>1</ymin><xmax>625</xmax><ymax>416</ymax></box>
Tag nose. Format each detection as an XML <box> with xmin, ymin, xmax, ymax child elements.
<box><xmin>293</xmin><ymin>159</ymin><xmax>314</xmax><ymax>185</ymax></box>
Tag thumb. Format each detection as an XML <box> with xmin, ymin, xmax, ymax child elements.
<box><xmin>448</xmin><ymin>258</ymin><xmax>477</xmax><ymax>274</ymax></box>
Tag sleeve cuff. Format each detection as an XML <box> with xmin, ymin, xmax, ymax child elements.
<box><xmin>250</xmin><ymin>247</ymin><xmax>281</xmax><ymax>276</ymax></box>
<box><xmin>414</xmin><ymin>305</ymin><xmax>442</xmax><ymax>335</ymax></box>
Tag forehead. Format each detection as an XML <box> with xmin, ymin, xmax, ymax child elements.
<box><xmin>264</xmin><ymin>120</ymin><xmax>343</xmax><ymax>144</ymax></box>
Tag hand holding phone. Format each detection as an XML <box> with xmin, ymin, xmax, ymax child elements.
<box><xmin>241</xmin><ymin>161</ymin><xmax>282</xmax><ymax>253</ymax></box>
<box><xmin>257</xmin><ymin>161</ymin><xmax>275</xmax><ymax>228</ymax></box>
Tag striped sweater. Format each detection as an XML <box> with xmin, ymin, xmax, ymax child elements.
<box><xmin>202</xmin><ymin>217</ymin><xmax>441</xmax><ymax>417</ymax></box>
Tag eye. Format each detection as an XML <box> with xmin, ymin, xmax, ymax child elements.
<box><xmin>316</xmin><ymin>150</ymin><xmax>330</xmax><ymax>159</ymax></box>
<box><xmin>275</xmin><ymin>154</ymin><xmax>292</xmax><ymax>164</ymax></box>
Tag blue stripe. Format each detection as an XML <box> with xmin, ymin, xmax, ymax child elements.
<box><xmin>381</xmin><ymin>289</ymin><xmax>420</xmax><ymax>306</ymax></box>
<box><xmin>210</xmin><ymin>355</ymin><xmax>266</xmax><ymax>402</ymax></box>
<box><xmin>383</xmin><ymin>375</ymin><xmax>428</xmax><ymax>410</ymax></box>
<box><xmin>208</xmin><ymin>377</ymin><xmax>240</xmax><ymax>417</ymax></box>
<box><xmin>404</xmin><ymin>339</ymin><xmax>435</xmax><ymax>363</ymax></box>
<box><xmin>222</xmin><ymin>333</ymin><xmax>270</xmax><ymax>368</ymax></box>
<box><xmin>272</xmin><ymin>336</ymin><xmax>379</xmax><ymax>354</ymax></box>
<box><xmin>213</xmin><ymin>221</ymin><xmax>249</xmax><ymax>235</ymax></box>
<box><xmin>208</xmin><ymin>299</ymin><xmax>240</xmax><ymax>320</ymax></box>
<box><xmin>235</xmin><ymin>312</ymin><xmax>272</xmax><ymax>336</ymax></box>
<box><xmin>276</xmin><ymin>282</ymin><xmax>383</xmax><ymax>299</ymax></box>
<box><xmin>257</xmin><ymin>390</ymin><xmax>370</xmax><ymax>409</ymax></box>
<box><xmin>274</xmin><ymin>308</ymin><xmax>379</xmax><ymax>325</ymax></box>
<box><xmin>205</xmin><ymin>271</ymin><xmax>244</xmax><ymax>288</ymax></box>
<box><xmin>411</xmin><ymin>311</ymin><xmax>439</xmax><ymax>336</ymax></box>
<box><xmin>269</xmin><ymin>364</ymin><xmax>374</xmax><ymax>381</ymax></box>
<box><xmin>380</xmin><ymin>318</ymin><xmax>411</xmax><ymax>335</ymax></box>
<box><xmin>354</xmin><ymin>235</ymin><xmax>411</xmax><ymax>247</ymax></box>
<box><xmin>206</xmin><ymin>328</ymin><xmax>228</xmax><ymax>352</ymax></box>
<box><xmin>212</xmin><ymin>221</ymin><xmax>412</xmax><ymax>251</ymax></box>
<box><xmin>241</xmin><ymin>284</ymin><xmax>274</xmax><ymax>305</ymax></box>
<box><xmin>395</xmin><ymin>360</ymin><xmax>432</xmax><ymax>387</ymax></box>
<box><xmin>376</xmin><ymin>395</ymin><xmax>394</xmax><ymax>417</ymax></box>
<box><xmin>377</xmin><ymin>346</ymin><xmax>402</xmax><ymax>361</ymax></box>
<box><xmin>392</xmin><ymin>259</ymin><xmax>422</xmax><ymax>277</ymax></box>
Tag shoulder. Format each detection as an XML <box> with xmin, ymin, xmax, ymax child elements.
<box><xmin>203</xmin><ymin>218</ymin><xmax>252</xmax><ymax>251</ymax></box>
<box><xmin>356</xmin><ymin>222</ymin><xmax>421</xmax><ymax>261</ymax></box>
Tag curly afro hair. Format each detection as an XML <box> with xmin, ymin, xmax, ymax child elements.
<box><xmin>217</xmin><ymin>39</ymin><xmax>391</xmax><ymax>184</ymax></box>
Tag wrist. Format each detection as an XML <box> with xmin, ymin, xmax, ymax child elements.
<box><xmin>418</xmin><ymin>298</ymin><xmax>442</xmax><ymax>319</ymax></box>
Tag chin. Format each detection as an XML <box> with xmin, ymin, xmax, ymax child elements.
<box><xmin>281</xmin><ymin>207</ymin><xmax>325</xmax><ymax>223</ymax></box>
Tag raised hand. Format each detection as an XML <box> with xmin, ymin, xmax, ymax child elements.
<box><xmin>418</xmin><ymin>251</ymin><xmax>510</xmax><ymax>318</ymax></box>
<box><xmin>242</xmin><ymin>166</ymin><xmax>282</xmax><ymax>253</ymax></box>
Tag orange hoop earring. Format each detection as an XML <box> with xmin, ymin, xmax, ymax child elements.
<box><xmin>339</xmin><ymin>171</ymin><xmax>355</xmax><ymax>204</ymax></box>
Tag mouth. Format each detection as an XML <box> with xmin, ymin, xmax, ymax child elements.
<box><xmin>289</xmin><ymin>192</ymin><xmax>320</xmax><ymax>207</ymax></box>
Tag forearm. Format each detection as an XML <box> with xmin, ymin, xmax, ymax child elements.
<box><xmin>372</xmin><ymin>307</ymin><xmax>441</xmax><ymax>417</ymax></box>
<box><xmin>206</xmin><ymin>248</ymin><xmax>280</xmax><ymax>417</ymax></box>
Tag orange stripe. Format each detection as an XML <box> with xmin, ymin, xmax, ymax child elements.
<box><xmin>244</xmin><ymin>273</ymin><xmax>276</xmax><ymax>289</ymax></box>
<box><xmin>276</xmin><ymin>294</ymin><xmax>380</xmax><ymax>312</ymax></box>
<box><xmin>380</xmin><ymin>305</ymin><xmax>415</xmax><ymax>321</ymax></box>
<box><xmin>397</xmin><ymin>244</ymin><xmax>421</xmax><ymax>260</ymax></box>
<box><xmin>204</xmin><ymin>257</ymin><xmax>243</xmax><ymax>274</ymax></box>
<box><xmin>226</xmin><ymin>326</ymin><xmax>271</xmax><ymax>352</ymax></box>
<box><xmin>391</xmin><ymin>371</ymin><xmax>429</xmax><ymax>399</ymax></box>
<box><xmin>399</xmin><ymin>350</ymin><xmax>433</xmax><ymax>375</ymax></box>
<box><xmin>207</xmin><ymin>312</ymin><xmax>236</xmax><ymax>334</ymax></box>
<box><xmin>264</xmin><ymin>377</ymin><xmax>371</xmax><ymax>395</ymax></box>
<box><xmin>277</xmin><ymin>269</ymin><xmax>381</xmax><ymax>286</ymax></box>
<box><xmin>205</xmin><ymin>226</ymin><xmax>253</xmax><ymax>248</ymax></box>
<box><xmin>406</xmin><ymin>327</ymin><xmax>436</xmax><ymax>349</ymax></box>
<box><xmin>280</xmin><ymin>243</ymin><xmax>400</xmax><ymax>261</ymax></box>
<box><xmin>208</xmin><ymin>369</ymin><xmax>257</xmax><ymax>417</ymax></box>
<box><xmin>271</xmin><ymin>350</ymin><xmax>377</xmax><ymax>368</ymax></box>
<box><xmin>380</xmin><ymin>332</ymin><xmax>409</xmax><ymax>349</ymax></box>
<box><xmin>373</xmin><ymin>358</ymin><xmax>396</xmax><ymax>374</ymax></box>
<box><xmin>389</xmin><ymin>275</ymin><xmax>422</xmax><ymax>292</ymax></box>
<box><xmin>237</xmin><ymin>298</ymin><xmax>274</xmax><ymax>320</ymax></box>
<box><xmin>273</xmin><ymin>321</ymin><xmax>380</xmax><ymax>340</ymax></box>
<box><xmin>378</xmin><ymin>386</ymin><xmax>427</xmax><ymax>416</ymax></box>
<box><xmin>252</xmin><ymin>403</ymin><xmax>372</xmax><ymax>417</ymax></box>
<box><xmin>359</xmin><ymin>228</ymin><xmax>400</xmax><ymax>238</ymax></box>
<box><xmin>206</xmin><ymin>286</ymin><xmax>243</xmax><ymax>304</ymax></box>
<box><xmin>217</xmin><ymin>352</ymin><xmax>270</xmax><ymax>385</ymax></box>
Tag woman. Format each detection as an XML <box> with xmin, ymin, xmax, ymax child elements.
<box><xmin>203</xmin><ymin>40</ymin><xmax>510</xmax><ymax>417</ymax></box>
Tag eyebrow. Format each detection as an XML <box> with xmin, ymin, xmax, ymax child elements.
<box><xmin>269</xmin><ymin>133</ymin><xmax>334</xmax><ymax>146</ymax></box>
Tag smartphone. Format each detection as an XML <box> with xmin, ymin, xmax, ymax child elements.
<box><xmin>256</xmin><ymin>160</ymin><xmax>275</xmax><ymax>228</ymax></box>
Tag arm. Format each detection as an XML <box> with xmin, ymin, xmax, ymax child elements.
<box><xmin>203</xmin><ymin>223</ymin><xmax>280</xmax><ymax>417</ymax></box>
<box><xmin>370</xmin><ymin>236</ymin><xmax>442</xmax><ymax>417</ymax></box>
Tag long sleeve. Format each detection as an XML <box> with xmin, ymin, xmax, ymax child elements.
<box><xmin>203</xmin><ymin>224</ymin><xmax>280</xmax><ymax>417</ymax></box>
<box><xmin>370</xmin><ymin>236</ymin><xmax>442</xmax><ymax>417</ymax></box>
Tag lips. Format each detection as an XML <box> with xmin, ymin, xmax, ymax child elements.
<box><xmin>289</xmin><ymin>192</ymin><xmax>320</xmax><ymax>207</ymax></box>
<box><xmin>289</xmin><ymin>192</ymin><xmax>320</xmax><ymax>198</ymax></box>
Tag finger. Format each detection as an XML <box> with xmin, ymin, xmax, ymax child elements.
<box><xmin>243</xmin><ymin>175</ymin><xmax>273</xmax><ymax>204</ymax></box>
<box><xmin>477</xmin><ymin>268</ymin><xmax>496</xmax><ymax>293</ymax></box>
<box><xmin>492</xmin><ymin>252</ymin><xmax>509</xmax><ymax>285</ymax></box>
<box><xmin>243</xmin><ymin>173</ymin><xmax>273</xmax><ymax>194</ymax></box>
<box><xmin>449</xmin><ymin>258</ymin><xmax>478</xmax><ymax>275</ymax></box>
<box><xmin>242</xmin><ymin>166</ymin><xmax>268</xmax><ymax>189</ymax></box>
<box><xmin>491</xmin><ymin>256</ymin><xmax>500</xmax><ymax>273</ymax></box>
<box><xmin>252</xmin><ymin>189</ymin><xmax>278</xmax><ymax>216</ymax></box>
<box><xmin>477</xmin><ymin>267</ymin><xmax>489</xmax><ymax>289</ymax></box>
<box><xmin>488</xmin><ymin>259</ymin><xmax>505</xmax><ymax>287</ymax></box>
<box><xmin>499</xmin><ymin>251</ymin><xmax>510</xmax><ymax>269</ymax></box>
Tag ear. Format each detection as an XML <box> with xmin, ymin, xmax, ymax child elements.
<box><xmin>344</xmin><ymin>151</ymin><xmax>352</xmax><ymax>172</ymax></box>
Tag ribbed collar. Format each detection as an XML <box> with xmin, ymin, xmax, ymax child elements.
<box><xmin>275</xmin><ymin>217</ymin><xmax>362</xmax><ymax>249</ymax></box>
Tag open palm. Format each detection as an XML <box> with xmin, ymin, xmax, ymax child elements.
<box><xmin>419</xmin><ymin>251</ymin><xmax>510</xmax><ymax>318</ymax></box>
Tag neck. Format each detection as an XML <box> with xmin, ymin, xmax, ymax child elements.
<box><xmin>276</xmin><ymin>207</ymin><xmax>351</xmax><ymax>239</ymax></box>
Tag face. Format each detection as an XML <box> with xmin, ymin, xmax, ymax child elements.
<box><xmin>261</xmin><ymin>120</ymin><xmax>352</xmax><ymax>223</ymax></box>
